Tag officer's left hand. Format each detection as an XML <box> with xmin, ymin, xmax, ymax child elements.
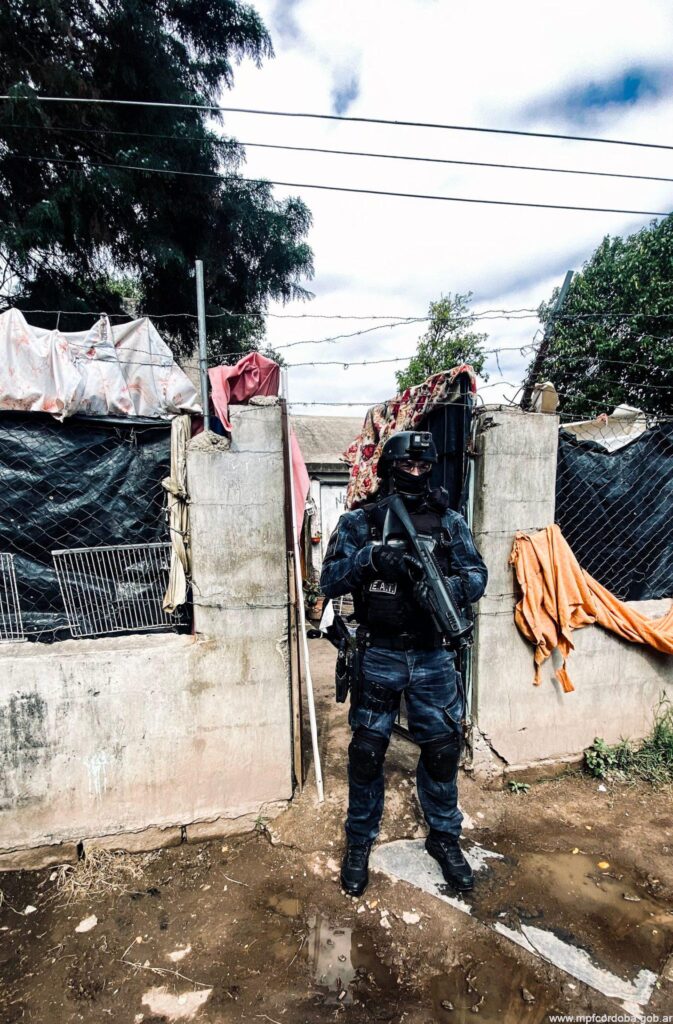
<box><xmin>402</xmin><ymin>555</ymin><xmax>424</xmax><ymax>582</ymax></box>
<box><xmin>412</xmin><ymin>578</ymin><xmax>434</xmax><ymax>612</ymax></box>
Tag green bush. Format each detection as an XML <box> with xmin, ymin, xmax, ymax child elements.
<box><xmin>584</xmin><ymin>696</ymin><xmax>673</xmax><ymax>785</ymax></box>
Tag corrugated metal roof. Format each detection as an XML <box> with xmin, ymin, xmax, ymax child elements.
<box><xmin>292</xmin><ymin>414</ymin><xmax>362</xmax><ymax>467</ymax></box>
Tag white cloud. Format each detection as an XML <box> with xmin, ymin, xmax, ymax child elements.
<box><xmin>219</xmin><ymin>0</ymin><xmax>673</xmax><ymax>413</ymax></box>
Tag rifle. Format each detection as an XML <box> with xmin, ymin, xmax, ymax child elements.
<box><xmin>382</xmin><ymin>494</ymin><xmax>473</xmax><ymax>649</ymax></box>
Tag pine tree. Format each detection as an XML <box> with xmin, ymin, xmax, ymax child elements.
<box><xmin>0</xmin><ymin>0</ymin><xmax>314</xmax><ymax>359</ymax></box>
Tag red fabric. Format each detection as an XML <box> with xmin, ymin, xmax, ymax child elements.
<box><xmin>208</xmin><ymin>352</ymin><xmax>280</xmax><ymax>430</ymax></box>
<box><xmin>343</xmin><ymin>366</ymin><xmax>477</xmax><ymax>508</ymax></box>
<box><xmin>291</xmin><ymin>429</ymin><xmax>311</xmax><ymax>543</ymax></box>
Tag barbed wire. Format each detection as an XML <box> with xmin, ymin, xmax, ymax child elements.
<box><xmin>0</xmin><ymin>303</ymin><xmax>543</xmax><ymax>320</ymax></box>
<box><xmin>4</xmin><ymin>302</ymin><xmax>673</xmax><ymax>326</ymax></box>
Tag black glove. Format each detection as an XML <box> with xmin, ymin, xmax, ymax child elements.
<box><xmin>413</xmin><ymin>575</ymin><xmax>464</xmax><ymax>618</ymax></box>
<box><xmin>443</xmin><ymin>574</ymin><xmax>465</xmax><ymax>607</ymax></box>
<box><xmin>412</xmin><ymin>578</ymin><xmax>435</xmax><ymax>614</ymax></box>
<box><xmin>372</xmin><ymin>545</ymin><xmax>423</xmax><ymax>583</ymax></box>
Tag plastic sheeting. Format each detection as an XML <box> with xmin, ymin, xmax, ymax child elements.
<box><xmin>556</xmin><ymin>421</ymin><xmax>673</xmax><ymax>601</ymax></box>
<box><xmin>290</xmin><ymin>428</ymin><xmax>310</xmax><ymax>543</ymax></box>
<box><xmin>162</xmin><ymin>414</ymin><xmax>191</xmax><ymax>613</ymax></box>
<box><xmin>209</xmin><ymin>352</ymin><xmax>280</xmax><ymax>431</ymax></box>
<box><xmin>561</xmin><ymin>404</ymin><xmax>649</xmax><ymax>452</ymax></box>
<box><xmin>0</xmin><ymin>412</ymin><xmax>175</xmax><ymax>641</ymax></box>
<box><xmin>0</xmin><ymin>308</ymin><xmax>201</xmax><ymax>420</ymax></box>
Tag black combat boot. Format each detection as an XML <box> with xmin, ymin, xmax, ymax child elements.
<box><xmin>340</xmin><ymin>841</ymin><xmax>372</xmax><ymax>897</ymax></box>
<box><xmin>425</xmin><ymin>831</ymin><xmax>474</xmax><ymax>892</ymax></box>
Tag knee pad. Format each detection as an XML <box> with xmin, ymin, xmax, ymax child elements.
<box><xmin>349</xmin><ymin>728</ymin><xmax>389</xmax><ymax>784</ymax></box>
<box><xmin>420</xmin><ymin>733</ymin><xmax>460</xmax><ymax>783</ymax></box>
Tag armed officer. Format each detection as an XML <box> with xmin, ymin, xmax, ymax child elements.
<box><xmin>320</xmin><ymin>430</ymin><xmax>487</xmax><ymax>898</ymax></box>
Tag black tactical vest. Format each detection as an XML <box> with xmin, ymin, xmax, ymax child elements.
<box><xmin>353</xmin><ymin>492</ymin><xmax>453</xmax><ymax>639</ymax></box>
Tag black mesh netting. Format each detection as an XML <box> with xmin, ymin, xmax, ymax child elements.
<box><xmin>555</xmin><ymin>420</ymin><xmax>673</xmax><ymax>601</ymax></box>
<box><xmin>0</xmin><ymin>412</ymin><xmax>174</xmax><ymax>641</ymax></box>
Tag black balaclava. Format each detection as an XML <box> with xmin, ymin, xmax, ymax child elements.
<box><xmin>390</xmin><ymin>463</ymin><xmax>430</xmax><ymax>506</ymax></box>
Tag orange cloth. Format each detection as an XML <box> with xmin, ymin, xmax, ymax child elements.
<box><xmin>510</xmin><ymin>525</ymin><xmax>673</xmax><ymax>693</ymax></box>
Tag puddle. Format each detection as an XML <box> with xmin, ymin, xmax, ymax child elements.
<box><xmin>470</xmin><ymin>847</ymin><xmax>673</xmax><ymax>980</ymax></box>
<box><xmin>431</xmin><ymin>953</ymin><xmax>553</xmax><ymax>1024</ymax></box>
<box><xmin>371</xmin><ymin>839</ymin><xmax>673</xmax><ymax>1009</ymax></box>
<box><xmin>268</xmin><ymin>895</ymin><xmax>302</xmax><ymax>917</ymax></box>
<box><xmin>306</xmin><ymin>913</ymin><xmax>395</xmax><ymax>1007</ymax></box>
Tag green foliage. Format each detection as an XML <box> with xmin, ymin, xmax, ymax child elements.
<box><xmin>0</xmin><ymin>0</ymin><xmax>314</xmax><ymax>361</ymax></box>
<box><xmin>584</xmin><ymin>737</ymin><xmax>629</xmax><ymax>779</ymax></box>
<box><xmin>534</xmin><ymin>217</ymin><xmax>673</xmax><ymax>418</ymax></box>
<box><xmin>507</xmin><ymin>780</ymin><xmax>530</xmax><ymax>795</ymax></box>
<box><xmin>302</xmin><ymin>579</ymin><xmax>322</xmax><ymax>609</ymax></box>
<box><xmin>395</xmin><ymin>293</ymin><xmax>489</xmax><ymax>392</ymax></box>
<box><xmin>584</xmin><ymin>696</ymin><xmax>673</xmax><ymax>785</ymax></box>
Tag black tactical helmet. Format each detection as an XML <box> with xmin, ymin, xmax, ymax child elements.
<box><xmin>378</xmin><ymin>430</ymin><xmax>438</xmax><ymax>477</ymax></box>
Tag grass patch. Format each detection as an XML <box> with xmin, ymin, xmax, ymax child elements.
<box><xmin>584</xmin><ymin>695</ymin><xmax>673</xmax><ymax>785</ymax></box>
<box><xmin>507</xmin><ymin>780</ymin><xmax>530</xmax><ymax>795</ymax></box>
<box><xmin>51</xmin><ymin>847</ymin><xmax>158</xmax><ymax>905</ymax></box>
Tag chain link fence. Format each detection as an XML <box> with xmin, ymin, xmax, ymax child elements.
<box><xmin>0</xmin><ymin>412</ymin><xmax>189</xmax><ymax>643</ymax></box>
<box><xmin>555</xmin><ymin>413</ymin><xmax>673</xmax><ymax>601</ymax></box>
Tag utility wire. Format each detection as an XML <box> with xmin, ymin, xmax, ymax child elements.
<box><xmin>4</xmin><ymin>121</ymin><xmax>673</xmax><ymax>186</ymax></box>
<box><xmin>7</xmin><ymin>153</ymin><xmax>670</xmax><ymax>218</ymax></box>
<box><xmin>5</xmin><ymin>94</ymin><xmax>673</xmax><ymax>152</ymax></box>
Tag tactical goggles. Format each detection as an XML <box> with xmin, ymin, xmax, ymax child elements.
<box><xmin>396</xmin><ymin>459</ymin><xmax>432</xmax><ymax>475</ymax></box>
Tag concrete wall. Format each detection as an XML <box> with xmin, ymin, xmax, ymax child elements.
<box><xmin>0</xmin><ymin>405</ymin><xmax>293</xmax><ymax>866</ymax></box>
<box><xmin>470</xmin><ymin>406</ymin><xmax>673</xmax><ymax>780</ymax></box>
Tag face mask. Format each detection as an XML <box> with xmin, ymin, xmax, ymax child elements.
<box><xmin>392</xmin><ymin>465</ymin><xmax>429</xmax><ymax>498</ymax></box>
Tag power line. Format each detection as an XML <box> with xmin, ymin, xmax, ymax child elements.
<box><xmin>239</xmin><ymin>142</ymin><xmax>673</xmax><ymax>186</ymax></box>
<box><xmin>7</xmin><ymin>153</ymin><xmax>670</xmax><ymax>217</ymax></box>
<box><xmin>4</xmin><ymin>121</ymin><xmax>673</xmax><ymax>186</ymax></box>
<box><xmin>5</xmin><ymin>94</ymin><xmax>673</xmax><ymax>152</ymax></box>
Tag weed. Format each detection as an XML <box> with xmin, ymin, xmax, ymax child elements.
<box><xmin>584</xmin><ymin>694</ymin><xmax>673</xmax><ymax>785</ymax></box>
<box><xmin>51</xmin><ymin>847</ymin><xmax>157</xmax><ymax>905</ymax></box>
<box><xmin>507</xmin><ymin>780</ymin><xmax>530</xmax><ymax>795</ymax></box>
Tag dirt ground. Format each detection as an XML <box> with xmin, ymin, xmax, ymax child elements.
<box><xmin>1</xmin><ymin>639</ymin><xmax>673</xmax><ymax>1023</ymax></box>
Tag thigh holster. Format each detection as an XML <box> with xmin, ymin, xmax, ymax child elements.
<box><xmin>349</xmin><ymin>728</ymin><xmax>390</xmax><ymax>785</ymax></box>
<box><xmin>359</xmin><ymin>679</ymin><xmax>402</xmax><ymax>716</ymax></box>
<box><xmin>419</xmin><ymin>733</ymin><xmax>460</xmax><ymax>783</ymax></box>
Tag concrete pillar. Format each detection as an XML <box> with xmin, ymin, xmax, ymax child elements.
<box><xmin>470</xmin><ymin>406</ymin><xmax>559</xmax><ymax>781</ymax></box>
<box><xmin>188</xmin><ymin>405</ymin><xmax>288</xmax><ymax>641</ymax></box>
<box><xmin>186</xmin><ymin>403</ymin><xmax>293</xmax><ymax>805</ymax></box>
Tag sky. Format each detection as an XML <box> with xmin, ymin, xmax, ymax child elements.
<box><xmin>218</xmin><ymin>0</ymin><xmax>673</xmax><ymax>415</ymax></box>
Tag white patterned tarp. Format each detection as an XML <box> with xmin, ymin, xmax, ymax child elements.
<box><xmin>0</xmin><ymin>308</ymin><xmax>201</xmax><ymax>420</ymax></box>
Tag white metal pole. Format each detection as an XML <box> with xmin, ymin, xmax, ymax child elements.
<box><xmin>282</xmin><ymin>369</ymin><xmax>324</xmax><ymax>802</ymax></box>
<box><xmin>195</xmin><ymin>259</ymin><xmax>210</xmax><ymax>432</ymax></box>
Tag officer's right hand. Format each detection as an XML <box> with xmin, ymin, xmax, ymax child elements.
<box><xmin>371</xmin><ymin>544</ymin><xmax>412</xmax><ymax>582</ymax></box>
